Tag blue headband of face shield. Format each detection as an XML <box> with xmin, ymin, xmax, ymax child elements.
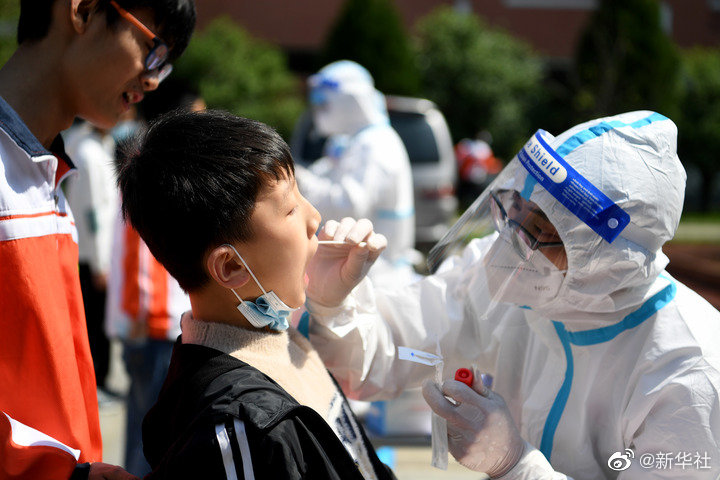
<box><xmin>308</xmin><ymin>78</ymin><xmax>340</xmax><ymax>106</ymax></box>
<box><xmin>517</xmin><ymin>130</ymin><xmax>663</xmax><ymax>251</ymax></box>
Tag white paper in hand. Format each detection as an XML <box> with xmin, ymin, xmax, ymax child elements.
<box><xmin>397</xmin><ymin>346</ymin><xmax>448</xmax><ymax>469</ymax></box>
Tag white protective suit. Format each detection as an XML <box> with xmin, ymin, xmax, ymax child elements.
<box><xmin>63</xmin><ymin>122</ymin><xmax>118</xmax><ymax>277</ymax></box>
<box><xmin>296</xmin><ymin>60</ymin><xmax>416</xmax><ymax>288</ymax></box>
<box><xmin>308</xmin><ymin>111</ymin><xmax>720</xmax><ymax>479</ymax></box>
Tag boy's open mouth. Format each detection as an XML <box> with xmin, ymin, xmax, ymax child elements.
<box><xmin>123</xmin><ymin>91</ymin><xmax>143</xmax><ymax>105</ymax></box>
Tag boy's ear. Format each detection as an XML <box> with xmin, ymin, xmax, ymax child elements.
<box><xmin>206</xmin><ymin>245</ymin><xmax>251</xmax><ymax>290</ymax></box>
<box><xmin>70</xmin><ymin>0</ymin><xmax>99</xmax><ymax>34</ymax></box>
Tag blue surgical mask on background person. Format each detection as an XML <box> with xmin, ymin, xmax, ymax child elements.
<box><xmin>223</xmin><ymin>244</ymin><xmax>296</xmax><ymax>331</ymax></box>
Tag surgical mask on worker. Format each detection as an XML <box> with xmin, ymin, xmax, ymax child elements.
<box><xmin>483</xmin><ymin>235</ymin><xmax>565</xmax><ymax>308</ymax></box>
<box><xmin>223</xmin><ymin>244</ymin><xmax>296</xmax><ymax>331</ymax></box>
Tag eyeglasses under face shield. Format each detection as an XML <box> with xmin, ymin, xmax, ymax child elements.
<box><xmin>489</xmin><ymin>190</ymin><xmax>564</xmax><ymax>261</ymax></box>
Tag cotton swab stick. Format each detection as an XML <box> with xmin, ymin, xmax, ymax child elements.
<box><xmin>318</xmin><ymin>240</ymin><xmax>368</xmax><ymax>247</ymax></box>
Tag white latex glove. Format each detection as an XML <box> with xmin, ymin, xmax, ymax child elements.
<box><xmin>306</xmin><ymin>217</ymin><xmax>387</xmax><ymax>307</ymax></box>
<box><xmin>422</xmin><ymin>374</ymin><xmax>525</xmax><ymax>478</ymax></box>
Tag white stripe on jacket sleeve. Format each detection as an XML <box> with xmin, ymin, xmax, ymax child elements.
<box><xmin>214</xmin><ymin>422</ymin><xmax>238</xmax><ymax>480</ymax></box>
<box><xmin>233</xmin><ymin>418</ymin><xmax>255</xmax><ymax>480</ymax></box>
<box><xmin>214</xmin><ymin>420</ymin><xmax>255</xmax><ymax>480</ymax></box>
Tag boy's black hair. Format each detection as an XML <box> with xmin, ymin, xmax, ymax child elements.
<box><xmin>18</xmin><ymin>0</ymin><xmax>196</xmax><ymax>62</ymax></box>
<box><xmin>117</xmin><ymin>109</ymin><xmax>295</xmax><ymax>291</ymax></box>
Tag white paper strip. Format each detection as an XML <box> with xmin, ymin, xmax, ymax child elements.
<box><xmin>397</xmin><ymin>346</ymin><xmax>443</xmax><ymax>366</ymax></box>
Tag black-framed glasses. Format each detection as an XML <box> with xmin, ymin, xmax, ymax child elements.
<box><xmin>109</xmin><ymin>0</ymin><xmax>172</xmax><ymax>81</ymax></box>
<box><xmin>490</xmin><ymin>190</ymin><xmax>563</xmax><ymax>260</ymax></box>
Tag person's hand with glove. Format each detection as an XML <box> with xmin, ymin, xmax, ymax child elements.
<box><xmin>306</xmin><ymin>217</ymin><xmax>387</xmax><ymax>307</ymax></box>
<box><xmin>422</xmin><ymin>372</ymin><xmax>526</xmax><ymax>478</ymax></box>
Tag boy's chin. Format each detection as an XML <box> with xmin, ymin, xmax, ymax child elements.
<box><xmin>288</xmin><ymin>292</ymin><xmax>306</xmax><ymax>309</ymax></box>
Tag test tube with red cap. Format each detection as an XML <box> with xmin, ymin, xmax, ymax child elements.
<box><xmin>454</xmin><ymin>368</ymin><xmax>474</xmax><ymax>387</ymax></box>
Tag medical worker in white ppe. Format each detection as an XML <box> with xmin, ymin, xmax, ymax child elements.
<box><xmin>296</xmin><ymin>60</ymin><xmax>417</xmax><ymax>288</ymax></box>
<box><xmin>305</xmin><ymin>111</ymin><xmax>720</xmax><ymax>479</ymax></box>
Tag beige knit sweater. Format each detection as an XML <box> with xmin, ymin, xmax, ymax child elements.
<box><xmin>180</xmin><ymin>312</ymin><xmax>338</xmax><ymax>419</ymax></box>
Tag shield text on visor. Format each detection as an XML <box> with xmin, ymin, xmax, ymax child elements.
<box><xmin>516</xmin><ymin>131</ymin><xmax>630</xmax><ymax>243</ymax></box>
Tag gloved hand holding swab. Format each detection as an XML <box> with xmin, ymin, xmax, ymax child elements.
<box><xmin>306</xmin><ymin>218</ymin><xmax>386</xmax><ymax>307</ymax></box>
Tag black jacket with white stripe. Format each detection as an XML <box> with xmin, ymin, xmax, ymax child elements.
<box><xmin>143</xmin><ymin>342</ymin><xmax>397</xmax><ymax>480</ymax></box>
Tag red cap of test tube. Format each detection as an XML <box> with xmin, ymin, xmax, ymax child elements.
<box><xmin>454</xmin><ymin>368</ymin><xmax>474</xmax><ymax>387</ymax></box>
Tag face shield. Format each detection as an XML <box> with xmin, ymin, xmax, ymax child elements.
<box><xmin>428</xmin><ymin>128</ymin><xmax>656</xmax><ymax>315</ymax></box>
<box><xmin>308</xmin><ymin>76</ymin><xmax>342</xmax><ymax>136</ymax></box>
<box><xmin>308</xmin><ymin>60</ymin><xmax>388</xmax><ymax>136</ymax></box>
<box><xmin>428</xmin><ymin>172</ymin><xmax>569</xmax><ymax>313</ymax></box>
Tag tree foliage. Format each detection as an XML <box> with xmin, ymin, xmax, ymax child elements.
<box><xmin>415</xmin><ymin>7</ymin><xmax>543</xmax><ymax>160</ymax></box>
<box><xmin>0</xmin><ymin>0</ymin><xmax>19</xmax><ymax>67</ymax></box>
<box><xmin>172</xmin><ymin>17</ymin><xmax>303</xmax><ymax>139</ymax></box>
<box><xmin>676</xmin><ymin>48</ymin><xmax>720</xmax><ymax>211</ymax></box>
<box><xmin>573</xmin><ymin>0</ymin><xmax>680</xmax><ymax>120</ymax></box>
<box><xmin>321</xmin><ymin>0</ymin><xmax>420</xmax><ymax>96</ymax></box>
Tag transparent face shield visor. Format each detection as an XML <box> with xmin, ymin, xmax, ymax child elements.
<box><xmin>427</xmin><ymin>157</ymin><xmax>569</xmax><ymax>316</ymax></box>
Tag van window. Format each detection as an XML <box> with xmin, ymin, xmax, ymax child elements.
<box><xmin>390</xmin><ymin>111</ymin><xmax>440</xmax><ymax>165</ymax></box>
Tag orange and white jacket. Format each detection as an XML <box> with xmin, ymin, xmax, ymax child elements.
<box><xmin>0</xmin><ymin>97</ymin><xmax>101</xmax><ymax>479</ymax></box>
<box><xmin>105</xmin><ymin>208</ymin><xmax>188</xmax><ymax>342</ymax></box>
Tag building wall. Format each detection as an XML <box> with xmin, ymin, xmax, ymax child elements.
<box><xmin>194</xmin><ymin>0</ymin><xmax>720</xmax><ymax>60</ymax></box>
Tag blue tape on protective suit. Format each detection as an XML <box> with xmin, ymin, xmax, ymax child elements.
<box><xmin>554</xmin><ymin>112</ymin><xmax>667</xmax><ymax>157</ymax></box>
<box><xmin>517</xmin><ymin>130</ymin><xmax>630</xmax><ymax>244</ymax></box>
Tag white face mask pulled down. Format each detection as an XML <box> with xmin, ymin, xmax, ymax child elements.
<box><xmin>223</xmin><ymin>244</ymin><xmax>298</xmax><ymax>331</ymax></box>
<box><xmin>483</xmin><ymin>235</ymin><xmax>566</xmax><ymax>309</ymax></box>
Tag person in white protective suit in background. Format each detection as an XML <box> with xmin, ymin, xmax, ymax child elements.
<box><xmin>296</xmin><ymin>60</ymin><xmax>417</xmax><ymax>288</ymax></box>
<box><xmin>304</xmin><ymin>111</ymin><xmax>720</xmax><ymax>479</ymax></box>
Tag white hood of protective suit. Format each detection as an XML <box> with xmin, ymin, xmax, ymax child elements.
<box><xmin>309</xmin><ymin>60</ymin><xmax>389</xmax><ymax>136</ymax></box>
<box><xmin>514</xmin><ymin>111</ymin><xmax>686</xmax><ymax>323</ymax></box>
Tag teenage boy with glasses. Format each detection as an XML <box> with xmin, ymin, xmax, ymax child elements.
<box><xmin>0</xmin><ymin>1</ymin><xmax>195</xmax><ymax>479</ymax></box>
